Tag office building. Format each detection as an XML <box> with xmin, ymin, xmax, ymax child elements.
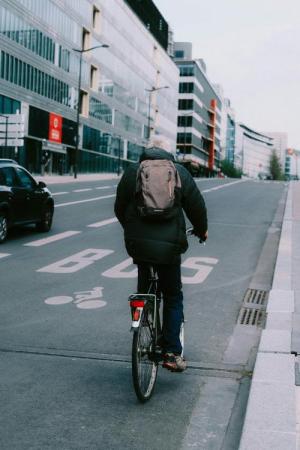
<box><xmin>0</xmin><ymin>0</ymin><xmax>179</xmax><ymax>174</ymax></box>
<box><xmin>174</xmin><ymin>42</ymin><xmax>222</xmax><ymax>176</ymax></box>
<box><xmin>263</xmin><ymin>132</ymin><xmax>287</xmax><ymax>169</ymax></box>
<box><xmin>285</xmin><ymin>148</ymin><xmax>300</xmax><ymax>180</ymax></box>
<box><xmin>235</xmin><ymin>123</ymin><xmax>275</xmax><ymax>178</ymax></box>
<box><xmin>213</xmin><ymin>84</ymin><xmax>236</xmax><ymax>164</ymax></box>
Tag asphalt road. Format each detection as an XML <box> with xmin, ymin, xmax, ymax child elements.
<box><xmin>0</xmin><ymin>177</ymin><xmax>287</xmax><ymax>450</ymax></box>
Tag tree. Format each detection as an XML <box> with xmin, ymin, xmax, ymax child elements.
<box><xmin>269</xmin><ymin>150</ymin><xmax>284</xmax><ymax>180</ymax></box>
<box><xmin>221</xmin><ymin>159</ymin><xmax>243</xmax><ymax>178</ymax></box>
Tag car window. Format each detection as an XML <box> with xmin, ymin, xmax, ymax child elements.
<box><xmin>0</xmin><ymin>167</ymin><xmax>19</xmax><ymax>187</ymax></box>
<box><xmin>15</xmin><ymin>168</ymin><xmax>36</xmax><ymax>189</ymax></box>
<box><xmin>0</xmin><ymin>168</ymin><xmax>5</xmax><ymax>185</ymax></box>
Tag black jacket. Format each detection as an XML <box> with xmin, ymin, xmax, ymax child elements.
<box><xmin>114</xmin><ymin>148</ymin><xmax>207</xmax><ymax>265</ymax></box>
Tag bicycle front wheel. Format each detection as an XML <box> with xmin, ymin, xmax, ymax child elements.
<box><xmin>132</xmin><ymin>307</ymin><xmax>158</xmax><ymax>402</ymax></box>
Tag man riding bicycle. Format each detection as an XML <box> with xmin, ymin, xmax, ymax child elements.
<box><xmin>114</xmin><ymin>136</ymin><xmax>208</xmax><ymax>372</ymax></box>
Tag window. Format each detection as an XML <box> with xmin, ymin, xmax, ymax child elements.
<box><xmin>179</xmin><ymin>82</ymin><xmax>194</xmax><ymax>93</ymax></box>
<box><xmin>0</xmin><ymin>167</ymin><xmax>18</xmax><ymax>187</ymax></box>
<box><xmin>93</xmin><ymin>6</ymin><xmax>100</xmax><ymax>31</ymax></box>
<box><xmin>90</xmin><ymin>65</ymin><xmax>98</xmax><ymax>90</ymax></box>
<box><xmin>178</xmin><ymin>99</ymin><xmax>193</xmax><ymax>110</ymax></box>
<box><xmin>81</xmin><ymin>91</ymin><xmax>89</xmax><ymax>117</ymax></box>
<box><xmin>174</xmin><ymin>50</ymin><xmax>184</xmax><ymax>58</ymax></box>
<box><xmin>82</xmin><ymin>28</ymin><xmax>91</xmax><ymax>51</ymax></box>
<box><xmin>178</xmin><ymin>116</ymin><xmax>192</xmax><ymax>127</ymax></box>
<box><xmin>179</xmin><ymin>66</ymin><xmax>194</xmax><ymax>77</ymax></box>
<box><xmin>15</xmin><ymin>168</ymin><xmax>35</xmax><ymax>189</ymax></box>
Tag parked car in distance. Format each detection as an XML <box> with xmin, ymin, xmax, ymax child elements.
<box><xmin>0</xmin><ymin>159</ymin><xmax>18</xmax><ymax>164</ymax></box>
<box><xmin>0</xmin><ymin>159</ymin><xmax>54</xmax><ymax>243</ymax></box>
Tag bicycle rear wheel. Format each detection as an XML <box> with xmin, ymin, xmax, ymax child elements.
<box><xmin>132</xmin><ymin>305</ymin><xmax>158</xmax><ymax>402</ymax></box>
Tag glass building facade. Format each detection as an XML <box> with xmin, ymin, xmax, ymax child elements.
<box><xmin>0</xmin><ymin>0</ymin><xmax>178</xmax><ymax>174</ymax></box>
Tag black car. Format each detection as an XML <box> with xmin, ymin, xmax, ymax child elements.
<box><xmin>0</xmin><ymin>160</ymin><xmax>54</xmax><ymax>243</ymax></box>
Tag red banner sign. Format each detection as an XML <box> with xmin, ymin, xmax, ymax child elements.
<box><xmin>49</xmin><ymin>113</ymin><xmax>62</xmax><ymax>143</ymax></box>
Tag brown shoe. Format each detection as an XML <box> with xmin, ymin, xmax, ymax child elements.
<box><xmin>162</xmin><ymin>352</ymin><xmax>187</xmax><ymax>372</ymax></box>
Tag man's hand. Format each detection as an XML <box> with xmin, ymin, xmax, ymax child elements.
<box><xmin>200</xmin><ymin>230</ymin><xmax>208</xmax><ymax>243</ymax></box>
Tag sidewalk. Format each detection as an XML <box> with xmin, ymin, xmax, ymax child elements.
<box><xmin>239</xmin><ymin>181</ymin><xmax>300</xmax><ymax>450</ymax></box>
<box><xmin>35</xmin><ymin>173</ymin><xmax>119</xmax><ymax>185</ymax></box>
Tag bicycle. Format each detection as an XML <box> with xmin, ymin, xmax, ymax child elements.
<box><xmin>129</xmin><ymin>228</ymin><xmax>202</xmax><ymax>403</ymax></box>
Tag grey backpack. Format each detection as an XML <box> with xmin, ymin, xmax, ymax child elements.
<box><xmin>136</xmin><ymin>159</ymin><xmax>182</xmax><ymax>220</ymax></box>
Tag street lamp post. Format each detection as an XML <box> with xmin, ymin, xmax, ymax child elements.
<box><xmin>117</xmin><ymin>136</ymin><xmax>121</xmax><ymax>176</ymax></box>
<box><xmin>0</xmin><ymin>113</ymin><xmax>8</xmax><ymax>150</ymax></box>
<box><xmin>73</xmin><ymin>44</ymin><xmax>109</xmax><ymax>179</ymax></box>
<box><xmin>145</xmin><ymin>86</ymin><xmax>169</xmax><ymax>141</ymax></box>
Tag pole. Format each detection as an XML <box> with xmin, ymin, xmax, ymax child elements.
<box><xmin>72</xmin><ymin>44</ymin><xmax>109</xmax><ymax>178</ymax></box>
<box><xmin>183</xmin><ymin>115</ymin><xmax>187</xmax><ymax>156</ymax></box>
<box><xmin>0</xmin><ymin>114</ymin><xmax>8</xmax><ymax>150</ymax></box>
<box><xmin>147</xmin><ymin>91</ymin><xmax>151</xmax><ymax>141</ymax></box>
<box><xmin>145</xmin><ymin>86</ymin><xmax>169</xmax><ymax>143</ymax></box>
<box><xmin>117</xmin><ymin>136</ymin><xmax>121</xmax><ymax>176</ymax></box>
<box><xmin>74</xmin><ymin>52</ymin><xmax>82</xmax><ymax>179</ymax></box>
<box><xmin>5</xmin><ymin>116</ymin><xmax>8</xmax><ymax>150</ymax></box>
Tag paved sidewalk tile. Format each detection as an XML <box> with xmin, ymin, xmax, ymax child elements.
<box><xmin>267</xmin><ymin>289</ymin><xmax>294</xmax><ymax>313</ymax></box>
<box><xmin>259</xmin><ymin>329</ymin><xmax>291</xmax><ymax>353</ymax></box>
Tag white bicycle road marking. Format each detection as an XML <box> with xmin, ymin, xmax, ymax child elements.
<box><xmin>0</xmin><ymin>253</ymin><xmax>10</xmax><ymax>259</ymax></box>
<box><xmin>202</xmin><ymin>179</ymin><xmax>246</xmax><ymax>193</ymax></box>
<box><xmin>55</xmin><ymin>194</ymin><xmax>115</xmax><ymax>208</ymax></box>
<box><xmin>37</xmin><ymin>248</ymin><xmax>114</xmax><ymax>273</ymax></box>
<box><xmin>45</xmin><ymin>287</ymin><xmax>107</xmax><ymax>309</ymax></box>
<box><xmin>24</xmin><ymin>231</ymin><xmax>81</xmax><ymax>247</ymax></box>
<box><xmin>87</xmin><ymin>218</ymin><xmax>118</xmax><ymax>228</ymax></box>
<box><xmin>45</xmin><ymin>296</ymin><xmax>73</xmax><ymax>305</ymax></box>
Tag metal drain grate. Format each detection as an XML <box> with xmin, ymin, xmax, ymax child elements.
<box><xmin>243</xmin><ymin>289</ymin><xmax>268</xmax><ymax>305</ymax></box>
<box><xmin>238</xmin><ymin>306</ymin><xmax>265</xmax><ymax>326</ymax></box>
<box><xmin>237</xmin><ymin>289</ymin><xmax>268</xmax><ymax>326</ymax></box>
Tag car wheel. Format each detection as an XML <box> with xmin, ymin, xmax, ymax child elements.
<box><xmin>36</xmin><ymin>205</ymin><xmax>53</xmax><ymax>232</ymax></box>
<box><xmin>0</xmin><ymin>214</ymin><xmax>8</xmax><ymax>243</ymax></box>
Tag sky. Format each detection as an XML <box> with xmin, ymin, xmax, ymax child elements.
<box><xmin>154</xmin><ymin>0</ymin><xmax>300</xmax><ymax>149</ymax></box>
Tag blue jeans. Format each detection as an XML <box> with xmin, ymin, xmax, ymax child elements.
<box><xmin>137</xmin><ymin>263</ymin><xmax>183</xmax><ymax>354</ymax></box>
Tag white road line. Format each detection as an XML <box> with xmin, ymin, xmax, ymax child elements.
<box><xmin>52</xmin><ymin>192</ymin><xmax>69</xmax><ymax>196</ymax></box>
<box><xmin>0</xmin><ymin>253</ymin><xmax>10</xmax><ymax>259</ymax></box>
<box><xmin>95</xmin><ymin>186</ymin><xmax>111</xmax><ymax>190</ymax></box>
<box><xmin>202</xmin><ymin>179</ymin><xmax>246</xmax><ymax>193</ymax></box>
<box><xmin>24</xmin><ymin>231</ymin><xmax>81</xmax><ymax>247</ymax></box>
<box><xmin>87</xmin><ymin>217</ymin><xmax>118</xmax><ymax>228</ymax></box>
<box><xmin>73</xmin><ymin>188</ymin><xmax>92</xmax><ymax>193</ymax></box>
<box><xmin>55</xmin><ymin>194</ymin><xmax>116</xmax><ymax>208</ymax></box>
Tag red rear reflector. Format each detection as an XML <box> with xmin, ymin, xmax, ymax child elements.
<box><xmin>133</xmin><ymin>309</ymin><xmax>140</xmax><ymax>321</ymax></box>
<box><xmin>130</xmin><ymin>301</ymin><xmax>145</xmax><ymax>308</ymax></box>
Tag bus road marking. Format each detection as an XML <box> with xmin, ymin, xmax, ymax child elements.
<box><xmin>37</xmin><ymin>248</ymin><xmax>114</xmax><ymax>273</ymax></box>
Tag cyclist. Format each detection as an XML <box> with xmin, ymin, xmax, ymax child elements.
<box><xmin>114</xmin><ymin>135</ymin><xmax>208</xmax><ymax>372</ymax></box>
